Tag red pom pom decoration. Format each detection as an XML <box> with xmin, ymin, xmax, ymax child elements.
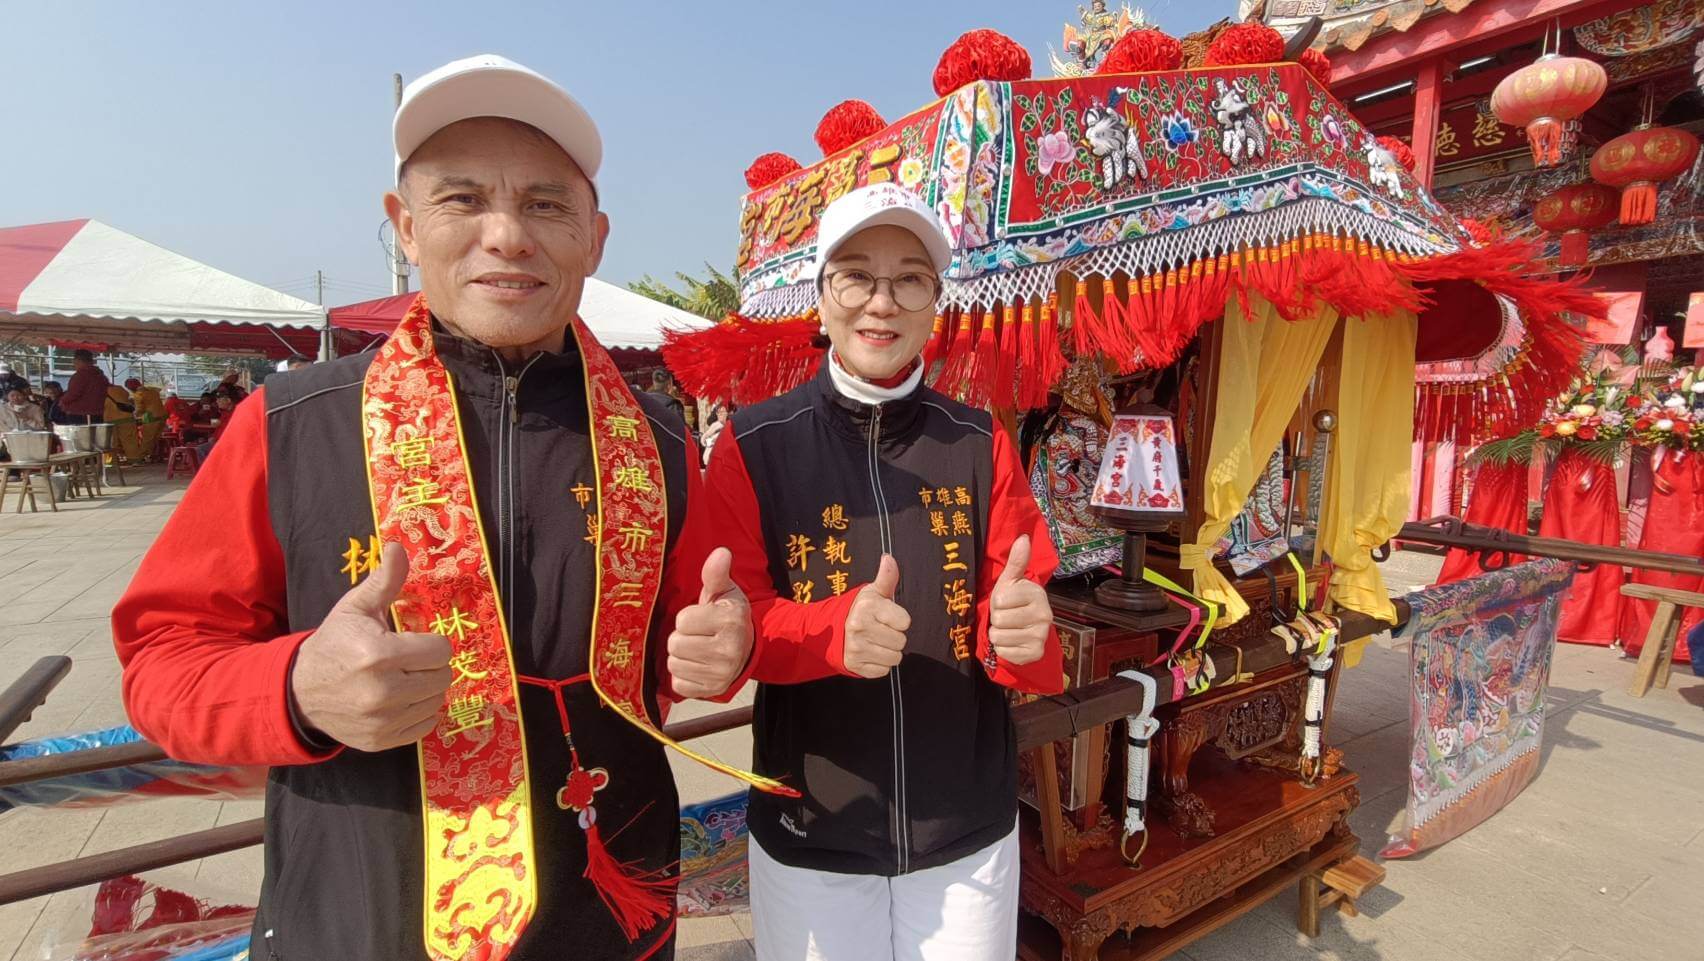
<box><xmin>933</xmin><ymin>29</ymin><xmax>1033</xmax><ymax>97</ymax></box>
<box><xmin>1376</xmin><ymin>135</ymin><xmax>1417</xmax><ymax>173</ymax></box>
<box><xmin>1204</xmin><ymin>22</ymin><xmax>1285</xmax><ymax>68</ymax></box>
<box><xmin>815</xmin><ymin>100</ymin><xmax>887</xmax><ymax>157</ymax></box>
<box><xmin>1298</xmin><ymin>48</ymin><xmax>1332</xmax><ymax>84</ymax></box>
<box><xmin>744</xmin><ymin>152</ymin><xmax>803</xmax><ymax>190</ymax></box>
<box><xmin>1097</xmin><ymin>28</ymin><xmax>1184</xmax><ymax>75</ymax></box>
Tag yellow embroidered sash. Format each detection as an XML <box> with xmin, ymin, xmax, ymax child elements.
<box><xmin>363</xmin><ymin>296</ymin><xmax>789</xmax><ymax>961</ymax></box>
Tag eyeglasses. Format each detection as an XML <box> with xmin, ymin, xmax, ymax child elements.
<box><xmin>823</xmin><ymin>268</ymin><xmax>940</xmax><ymax>313</ymax></box>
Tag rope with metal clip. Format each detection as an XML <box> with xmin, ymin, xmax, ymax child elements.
<box><xmin>1299</xmin><ymin>621</ymin><xmax>1338</xmax><ymax>788</ymax></box>
<box><xmin>1115</xmin><ymin>668</ymin><xmax>1160</xmax><ymax>868</ymax></box>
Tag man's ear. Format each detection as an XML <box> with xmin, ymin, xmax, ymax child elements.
<box><xmin>586</xmin><ymin>210</ymin><xmax>611</xmax><ymax>275</ymax></box>
<box><xmin>383</xmin><ymin>191</ymin><xmax>417</xmax><ymax>265</ymax></box>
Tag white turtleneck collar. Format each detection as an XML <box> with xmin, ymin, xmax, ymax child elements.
<box><xmin>826</xmin><ymin>349</ymin><xmax>925</xmax><ymax>406</ymax></box>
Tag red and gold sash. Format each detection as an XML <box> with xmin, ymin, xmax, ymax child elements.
<box><xmin>364</xmin><ymin>296</ymin><xmax>788</xmax><ymax>961</ymax></box>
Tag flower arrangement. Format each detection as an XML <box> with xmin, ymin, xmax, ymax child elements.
<box><xmin>1537</xmin><ymin>375</ymin><xmax>1639</xmax><ymax>445</ymax></box>
<box><xmin>1631</xmin><ymin>366</ymin><xmax>1704</xmax><ymax>452</ymax></box>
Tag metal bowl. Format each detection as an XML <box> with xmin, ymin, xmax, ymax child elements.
<box><xmin>91</xmin><ymin>423</ymin><xmax>115</xmax><ymax>448</ymax></box>
<box><xmin>6</xmin><ymin>431</ymin><xmax>56</xmax><ymax>462</ymax></box>
<box><xmin>54</xmin><ymin>425</ymin><xmax>95</xmax><ymax>452</ymax></box>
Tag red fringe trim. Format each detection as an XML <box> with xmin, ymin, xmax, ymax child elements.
<box><xmin>1037</xmin><ymin>294</ymin><xmax>1067</xmax><ymax>406</ymax></box>
<box><xmin>995</xmin><ymin>301</ymin><xmax>1018</xmax><ymax>409</ymax></box>
<box><xmin>938</xmin><ymin>309</ymin><xmax>977</xmax><ymax>392</ymax></box>
<box><xmin>582</xmin><ymin>822</ymin><xmax>675</xmax><ymax>942</ymax></box>
<box><xmin>670</xmin><ymin>237</ymin><xmax>1595</xmax><ymax>418</ymax></box>
<box><xmin>1405</xmin><ymin>238</ymin><xmax>1596</xmax><ymax>445</ymax></box>
<box><xmin>661</xmin><ymin>312</ymin><xmax>823</xmax><ymax>406</ymax></box>
<box><xmin>967</xmin><ymin>308</ymin><xmax>999</xmax><ymax>407</ymax></box>
<box><xmin>921</xmin><ymin>312</ymin><xmax>950</xmax><ymax>373</ymax></box>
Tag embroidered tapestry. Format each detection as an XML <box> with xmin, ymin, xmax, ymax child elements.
<box><xmin>1382</xmin><ymin>558</ymin><xmax>1573</xmax><ymax>858</ymax></box>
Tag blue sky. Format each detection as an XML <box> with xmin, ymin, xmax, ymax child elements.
<box><xmin>3</xmin><ymin>1</ymin><xmax>1222</xmax><ymax>307</ymax></box>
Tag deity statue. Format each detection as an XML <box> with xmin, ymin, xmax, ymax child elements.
<box><xmin>1049</xmin><ymin>0</ymin><xmax>1148</xmax><ymax>77</ymax></box>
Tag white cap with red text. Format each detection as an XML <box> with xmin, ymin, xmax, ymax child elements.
<box><xmin>393</xmin><ymin>54</ymin><xmax>602</xmax><ymax>185</ymax></box>
<box><xmin>813</xmin><ymin>183</ymin><xmax>952</xmax><ymax>281</ymax></box>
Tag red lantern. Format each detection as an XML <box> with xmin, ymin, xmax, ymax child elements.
<box><xmin>1490</xmin><ymin>55</ymin><xmax>1607</xmax><ymax>167</ymax></box>
<box><xmin>1589</xmin><ymin>125</ymin><xmax>1701</xmax><ymax>226</ymax></box>
<box><xmin>1532</xmin><ymin>182</ymin><xmax>1619</xmax><ymax>265</ymax></box>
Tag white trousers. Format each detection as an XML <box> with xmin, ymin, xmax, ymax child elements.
<box><xmin>748</xmin><ymin>824</ymin><xmax>1020</xmax><ymax>961</ymax></box>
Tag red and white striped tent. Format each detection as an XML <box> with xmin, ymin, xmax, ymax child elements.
<box><xmin>0</xmin><ymin>219</ymin><xmax>326</xmax><ymax>358</ymax></box>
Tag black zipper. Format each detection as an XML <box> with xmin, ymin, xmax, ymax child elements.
<box><xmin>866</xmin><ymin>404</ymin><xmax>909</xmax><ymax>874</ymax></box>
<box><xmin>494</xmin><ymin>351</ymin><xmax>543</xmax><ymax>612</ymax></box>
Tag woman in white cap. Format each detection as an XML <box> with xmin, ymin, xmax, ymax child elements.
<box><xmin>704</xmin><ymin>182</ymin><xmax>1065</xmax><ymax>960</ymax></box>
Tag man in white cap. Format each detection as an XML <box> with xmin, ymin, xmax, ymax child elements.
<box><xmin>704</xmin><ymin>183</ymin><xmax>1064</xmax><ymax>959</ymax></box>
<box><xmin>113</xmin><ymin>55</ymin><xmax>782</xmax><ymax>961</ymax></box>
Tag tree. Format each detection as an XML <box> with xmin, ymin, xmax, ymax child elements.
<box><xmin>629</xmin><ymin>264</ymin><xmax>739</xmax><ymax>320</ymax></box>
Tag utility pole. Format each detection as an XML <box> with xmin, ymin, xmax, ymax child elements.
<box><xmin>316</xmin><ymin>269</ymin><xmax>332</xmax><ymax>362</ymax></box>
<box><xmin>391</xmin><ymin>73</ymin><xmax>411</xmax><ymax>296</ymax></box>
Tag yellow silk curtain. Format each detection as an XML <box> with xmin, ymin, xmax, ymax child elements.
<box><xmin>1320</xmin><ymin>310</ymin><xmax>1418</xmax><ymax>630</ymax></box>
<box><xmin>1180</xmin><ymin>295</ymin><xmax>1340</xmax><ymax>624</ymax></box>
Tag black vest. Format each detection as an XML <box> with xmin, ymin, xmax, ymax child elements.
<box><xmin>254</xmin><ymin>331</ymin><xmax>688</xmax><ymax>961</ymax></box>
<box><xmin>733</xmin><ymin>365</ymin><xmax>1017</xmax><ymax>876</ymax></box>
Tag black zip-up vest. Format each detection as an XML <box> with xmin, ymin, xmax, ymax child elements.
<box><xmin>254</xmin><ymin>328</ymin><xmax>688</xmax><ymax>960</ymax></box>
<box><xmin>733</xmin><ymin>364</ymin><xmax>1017</xmax><ymax>876</ymax></box>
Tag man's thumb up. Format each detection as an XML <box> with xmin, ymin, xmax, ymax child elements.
<box><xmin>699</xmin><ymin>547</ymin><xmax>743</xmax><ymax>606</ymax></box>
<box><xmin>998</xmin><ymin>534</ymin><xmax>1033</xmax><ymax>588</ymax></box>
<box><xmin>332</xmin><ymin>541</ymin><xmax>408</xmax><ymax>623</ymax></box>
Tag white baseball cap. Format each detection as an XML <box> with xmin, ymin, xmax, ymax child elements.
<box><xmin>813</xmin><ymin>183</ymin><xmax>952</xmax><ymax>281</ymax></box>
<box><xmin>393</xmin><ymin>54</ymin><xmax>602</xmax><ymax>186</ymax></box>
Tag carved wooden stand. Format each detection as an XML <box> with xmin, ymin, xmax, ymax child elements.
<box><xmin>1018</xmin><ymin>761</ymin><xmax>1361</xmax><ymax>961</ymax></box>
<box><xmin>1018</xmin><ymin>653</ymin><xmax>1363</xmax><ymax>959</ymax></box>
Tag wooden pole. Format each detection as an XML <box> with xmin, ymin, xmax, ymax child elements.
<box><xmin>0</xmin><ymin>656</ymin><xmax>71</xmax><ymax>745</ymax></box>
<box><xmin>1401</xmin><ymin>517</ymin><xmax>1704</xmax><ymax>577</ymax></box>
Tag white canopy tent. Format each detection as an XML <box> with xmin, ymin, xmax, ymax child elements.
<box><xmin>328</xmin><ymin>277</ymin><xmax>713</xmax><ymax>350</ymax></box>
<box><xmin>0</xmin><ymin>219</ymin><xmax>327</xmax><ymax>357</ymax></box>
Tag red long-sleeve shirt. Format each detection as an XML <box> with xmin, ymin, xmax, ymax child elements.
<box><xmin>706</xmin><ymin>414</ymin><xmax>1063</xmax><ymax>696</ymax></box>
<box><xmin>112</xmin><ymin>386</ymin><xmax>709</xmax><ymax>768</ymax></box>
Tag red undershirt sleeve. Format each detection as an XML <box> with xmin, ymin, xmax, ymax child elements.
<box><xmin>977</xmin><ymin>425</ymin><xmax>1066</xmax><ymax>694</ymax></box>
<box><xmin>703</xmin><ymin>429</ymin><xmax>862</xmax><ymax>687</ymax></box>
<box><xmin>111</xmin><ymin>387</ymin><xmax>342</xmax><ymax>767</ymax></box>
<box><xmin>655</xmin><ymin>428</ymin><xmax>713</xmax><ymax>712</ymax></box>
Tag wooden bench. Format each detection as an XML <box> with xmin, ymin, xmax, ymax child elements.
<box><xmin>49</xmin><ymin>451</ymin><xmax>102</xmax><ymax>499</ymax></box>
<box><xmin>1298</xmin><ymin>855</ymin><xmax>1386</xmax><ymax>937</ymax></box>
<box><xmin>1620</xmin><ymin>583</ymin><xmax>1704</xmax><ymax>697</ymax></box>
<box><xmin>0</xmin><ymin>462</ymin><xmax>57</xmax><ymax>513</ymax></box>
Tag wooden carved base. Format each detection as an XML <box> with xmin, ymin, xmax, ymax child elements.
<box><xmin>1246</xmin><ymin>744</ymin><xmax>1345</xmax><ymax>781</ymax></box>
<box><xmin>1019</xmin><ymin>766</ymin><xmax>1365</xmax><ymax>961</ymax></box>
<box><xmin>1152</xmin><ymin>667</ymin><xmax>1306</xmax><ymax>838</ymax></box>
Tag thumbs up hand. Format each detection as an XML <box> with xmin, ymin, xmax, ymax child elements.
<box><xmin>843</xmin><ymin>554</ymin><xmax>911</xmax><ymax>679</ymax></box>
<box><xmin>667</xmin><ymin>548</ymin><xmax>755</xmax><ymax>700</ymax></box>
<box><xmin>989</xmin><ymin>535</ymin><xmax>1052</xmax><ymax>667</ymax></box>
<box><xmin>290</xmin><ymin>542</ymin><xmax>455</xmax><ymax>753</ymax></box>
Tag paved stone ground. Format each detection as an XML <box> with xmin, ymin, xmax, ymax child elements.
<box><xmin>1</xmin><ymin>467</ymin><xmax>1699</xmax><ymax>960</ymax></box>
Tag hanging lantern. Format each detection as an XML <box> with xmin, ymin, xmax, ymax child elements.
<box><xmin>1589</xmin><ymin>125</ymin><xmax>1701</xmax><ymax>226</ymax></box>
<box><xmin>1532</xmin><ymin>182</ymin><xmax>1619</xmax><ymax>266</ymax></box>
<box><xmin>1089</xmin><ymin>405</ymin><xmax>1185</xmax><ymax>612</ymax></box>
<box><xmin>1490</xmin><ymin>55</ymin><xmax>1607</xmax><ymax>167</ymax></box>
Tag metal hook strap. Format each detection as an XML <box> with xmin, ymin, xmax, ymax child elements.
<box><xmin>1115</xmin><ymin>669</ymin><xmax>1161</xmax><ymax>868</ymax></box>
